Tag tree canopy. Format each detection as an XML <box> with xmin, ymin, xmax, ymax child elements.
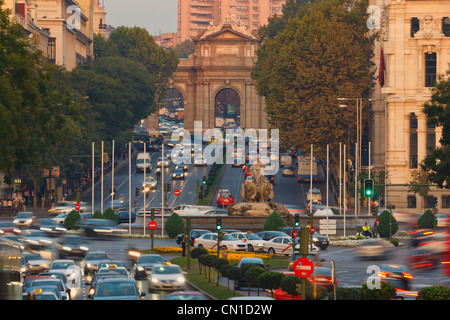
<box><xmin>252</xmin><ymin>0</ymin><xmax>375</xmax><ymax>158</ymax></box>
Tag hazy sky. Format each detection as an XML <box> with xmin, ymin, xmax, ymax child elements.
<box><xmin>104</xmin><ymin>0</ymin><xmax>178</xmax><ymax>35</ymax></box>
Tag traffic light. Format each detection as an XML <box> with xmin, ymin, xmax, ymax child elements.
<box><xmin>202</xmin><ymin>176</ymin><xmax>207</xmax><ymax>185</ymax></box>
<box><xmin>364</xmin><ymin>179</ymin><xmax>374</xmax><ymax>197</ymax></box>
<box><xmin>216</xmin><ymin>216</ymin><xmax>222</xmax><ymax>231</ymax></box>
<box><xmin>167</xmin><ymin>183</ymin><xmax>171</xmax><ymax>192</ymax></box>
<box><xmin>294</xmin><ymin>214</ymin><xmax>299</xmax><ymax>227</ymax></box>
<box><xmin>433</xmin><ymin>196</ymin><xmax>438</xmax><ymax>207</ymax></box>
<box><xmin>135</xmin><ymin>186</ymin><xmax>140</xmax><ymax>197</ymax></box>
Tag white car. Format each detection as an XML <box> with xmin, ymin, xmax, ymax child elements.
<box><xmin>157</xmin><ymin>157</ymin><xmax>170</xmax><ymax>167</ymax></box>
<box><xmin>49</xmin><ymin>259</ymin><xmax>82</xmax><ymax>290</ymax></box>
<box><xmin>263</xmin><ymin>236</ymin><xmax>298</xmax><ymax>255</ymax></box>
<box><xmin>229</xmin><ymin>232</ymin><xmax>266</xmax><ymax>252</ymax></box>
<box><xmin>142</xmin><ymin>176</ymin><xmax>157</xmax><ymax>192</ymax></box>
<box><xmin>148</xmin><ymin>263</ymin><xmax>186</xmax><ymax>292</ymax></box>
<box><xmin>172</xmin><ymin>205</ymin><xmax>201</xmax><ymax>215</ymax></box>
<box><xmin>23</xmin><ymin>251</ymin><xmax>51</xmax><ymax>275</ymax></box>
<box><xmin>98</xmin><ymin>265</ymin><xmax>131</xmax><ymax>279</ymax></box>
<box><xmin>52</xmin><ymin>212</ymin><xmax>69</xmax><ymax>225</ymax></box>
<box><xmin>194</xmin><ymin>233</ymin><xmax>247</xmax><ymax>251</ymax></box>
<box><xmin>193</xmin><ymin>154</ymin><xmax>207</xmax><ymax>166</ymax></box>
<box><xmin>13</xmin><ymin>212</ymin><xmax>35</xmax><ymax>228</ymax></box>
<box><xmin>48</xmin><ymin>201</ymin><xmax>91</xmax><ymax>215</ymax></box>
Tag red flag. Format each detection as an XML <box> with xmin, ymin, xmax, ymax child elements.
<box><xmin>378</xmin><ymin>47</ymin><xmax>385</xmax><ymax>87</ymax></box>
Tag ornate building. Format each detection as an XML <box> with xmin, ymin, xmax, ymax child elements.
<box><xmin>164</xmin><ymin>16</ymin><xmax>268</xmax><ymax>132</ymax></box>
<box><xmin>370</xmin><ymin>0</ymin><xmax>450</xmax><ymax>213</ymax></box>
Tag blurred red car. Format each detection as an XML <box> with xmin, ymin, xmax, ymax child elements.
<box><xmin>217</xmin><ymin>194</ymin><xmax>234</xmax><ymax>207</ymax></box>
<box><xmin>407</xmin><ymin>249</ymin><xmax>441</xmax><ymax>270</ymax></box>
<box><xmin>0</xmin><ymin>221</ymin><xmax>21</xmax><ymax>235</ymax></box>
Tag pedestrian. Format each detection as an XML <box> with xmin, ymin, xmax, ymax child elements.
<box><xmin>181</xmin><ymin>236</ymin><xmax>186</xmax><ymax>257</ymax></box>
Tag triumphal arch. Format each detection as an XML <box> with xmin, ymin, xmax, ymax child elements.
<box><xmin>168</xmin><ymin>17</ymin><xmax>268</xmax><ymax>132</ymax></box>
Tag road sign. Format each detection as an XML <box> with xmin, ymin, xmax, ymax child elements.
<box><xmin>319</xmin><ymin>219</ymin><xmax>336</xmax><ymax>235</ymax></box>
<box><xmin>75</xmin><ymin>203</ymin><xmax>80</xmax><ymax>211</ymax></box>
<box><xmin>174</xmin><ymin>189</ymin><xmax>180</xmax><ymax>196</ymax></box>
<box><xmin>310</xmin><ymin>225</ymin><xmax>315</xmax><ymax>235</ymax></box>
<box><xmin>148</xmin><ymin>221</ymin><xmax>157</xmax><ymax>230</ymax></box>
<box><xmin>292</xmin><ymin>229</ymin><xmax>298</xmax><ymax>239</ymax></box>
<box><xmin>293</xmin><ymin>257</ymin><xmax>314</xmax><ymax>278</ymax></box>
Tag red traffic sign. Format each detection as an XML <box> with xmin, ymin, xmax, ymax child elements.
<box><xmin>174</xmin><ymin>189</ymin><xmax>180</xmax><ymax>197</ymax></box>
<box><xmin>293</xmin><ymin>257</ymin><xmax>314</xmax><ymax>278</ymax></box>
<box><xmin>75</xmin><ymin>203</ymin><xmax>80</xmax><ymax>211</ymax></box>
<box><xmin>310</xmin><ymin>226</ymin><xmax>315</xmax><ymax>235</ymax></box>
<box><xmin>292</xmin><ymin>229</ymin><xmax>298</xmax><ymax>239</ymax></box>
<box><xmin>148</xmin><ymin>221</ymin><xmax>157</xmax><ymax>230</ymax></box>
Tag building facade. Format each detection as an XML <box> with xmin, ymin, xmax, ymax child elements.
<box><xmin>177</xmin><ymin>0</ymin><xmax>286</xmax><ymax>44</ymax></box>
<box><xmin>164</xmin><ymin>17</ymin><xmax>267</xmax><ymax>133</ymax></box>
<box><xmin>370</xmin><ymin>0</ymin><xmax>450</xmax><ymax>213</ymax></box>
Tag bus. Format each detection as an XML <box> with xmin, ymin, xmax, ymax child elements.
<box><xmin>132</xmin><ymin>130</ymin><xmax>164</xmax><ymax>151</ymax></box>
<box><xmin>297</xmin><ymin>156</ymin><xmax>318</xmax><ymax>183</ymax></box>
<box><xmin>0</xmin><ymin>238</ymin><xmax>23</xmax><ymax>300</ymax></box>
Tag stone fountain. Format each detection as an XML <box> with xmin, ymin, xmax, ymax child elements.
<box><xmin>227</xmin><ymin>157</ymin><xmax>289</xmax><ymax>216</ymax></box>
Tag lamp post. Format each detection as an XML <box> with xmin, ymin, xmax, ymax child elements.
<box><xmin>338</xmin><ymin>97</ymin><xmax>362</xmax><ymax>215</ymax></box>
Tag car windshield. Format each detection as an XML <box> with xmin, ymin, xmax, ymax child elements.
<box><xmin>17</xmin><ymin>212</ymin><xmax>33</xmax><ymax>218</ymax></box>
<box><xmin>64</xmin><ymin>237</ymin><xmax>84</xmax><ymax>245</ymax></box>
<box><xmin>51</xmin><ymin>261</ymin><xmax>74</xmax><ymax>269</ymax></box>
<box><xmin>87</xmin><ymin>253</ymin><xmax>109</xmax><ymax>260</ymax></box>
<box><xmin>247</xmin><ymin>234</ymin><xmax>262</xmax><ymax>240</ymax></box>
<box><xmin>39</xmin><ymin>219</ymin><xmax>57</xmax><ymax>225</ymax></box>
<box><xmin>139</xmin><ymin>256</ymin><xmax>163</xmax><ymax>264</ymax></box>
<box><xmin>95</xmin><ymin>282</ymin><xmax>138</xmax><ymax>297</ymax></box>
<box><xmin>25</xmin><ymin>253</ymin><xmax>44</xmax><ymax>261</ymax></box>
<box><xmin>223</xmin><ymin>234</ymin><xmax>239</xmax><ymax>241</ymax></box>
<box><xmin>153</xmin><ymin>265</ymin><xmax>181</xmax><ymax>275</ymax></box>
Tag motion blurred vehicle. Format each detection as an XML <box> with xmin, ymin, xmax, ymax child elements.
<box><xmin>49</xmin><ymin>259</ymin><xmax>81</xmax><ymax>290</ymax></box>
<box><xmin>148</xmin><ymin>263</ymin><xmax>186</xmax><ymax>292</ymax></box>
<box><xmin>194</xmin><ymin>233</ymin><xmax>247</xmax><ymax>251</ymax></box>
<box><xmin>48</xmin><ymin>201</ymin><xmax>90</xmax><ymax>215</ymax></box>
<box><xmin>282</xmin><ymin>166</ymin><xmax>295</xmax><ymax>177</ymax></box>
<box><xmin>57</xmin><ymin>235</ymin><xmax>89</xmax><ymax>258</ymax></box>
<box><xmin>88</xmin><ymin>278</ymin><xmax>145</xmax><ymax>300</ymax></box>
<box><xmin>437</xmin><ymin>214</ymin><xmax>449</xmax><ymax>228</ymax></box>
<box><xmin>203</xmin><ymin>209</ymin><xmax>228</xmax><ymax>216</ymax></box>
<box><xmin>0</xmin><ymin>221</ymin><xmax>21</xmax><ymax>235</ymax></box>
<box><xmin>23</xmin><ymin>251</ymin><xmax>50</xmax><ymax>275</ymax></box>
<box><xmin>77</xmin><ymin>219</ymin><xmax>127</xmax><ymax>238</ymax></box>
<box><xmin>353</xmin><ymin>238</ymin><xmax>392</xmax><ymax>259</ymax></box>
<box><xmin>376</xmin><ymin>264</ymin><xmax>415</xmax><ymax>293</ymax></box>
<box><xmin>115</xmin><ymin>211</ymin><xmax>136</xmax><ymax>224</ymax></box>
<box><xmin>172</xmin><ymin>168</ymin><xmax>187</xmax><ymax>179</ymax></box>
<box><xmin>32</xmin><ymin>218</ymin><xmax>67</xmax><ymax>236</ymax></box>
<box><xmin>20</xmin><ymin>229</ymin><xmax>53</xmax><ymax>250</ymax></box>
<box><xmin>83</xmin><ymin>251</ymin><xmax>111</xmax><ymax>275</ymax></box>
<box><xmin>106</xmin><ymin>199</ymin><xmax>128</xmax><ymax>211</ymax></box>
<box><xmin>52</xmin><ymin>212</ymin><xmax>69</xmax><ymax>225</ymax></box>
<box><xmin>308</xmin><ymin>267</ymin><xmax>336</xmax><ymax>291</ymax></box>
<box><xmin>167</xmin><ymin>291</ymin><xmax>207</xmax><ymax>300</ymax></box>
<box><xmin>230</xmin><ymin>232</ymin><xmax>266</xmax><ymax>252</ymax></box>
<box><xmin>407</xmin><ymin>248</ymin><xmax>441</xmax><ymax>270</ymax></box>
<box><xmin>176</xmin><ymin>229</ymin><xmax>212</xmax><ymax>247</ymax></box>
<box><xmin>13</xmin><ymin>211</ymin><xmax>35</xmax><ymax>228</ymax></box>
<box><xmin>134</xmin><ymin>254</ymin><xmax>164</xmax><ymax>280</ymax></box>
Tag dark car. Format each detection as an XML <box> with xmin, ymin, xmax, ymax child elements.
<box><xmin>87</xmin><ymin>278</ymin><xmax>145</xmax><ymax>300</ymax></box>
<box><xmin>78</xmin><ymin>219</ymin><xmax>126</xmax><ymax>238</ymax></box>
<box><xmin>32</xmin><ymin>218</ymin><xmax>67</xmax><ymax>236</ymax></box>
<box><xmin>83</xmin><ymin>251</ymin><xmax>111</xmax><ymax>275</ymax></box>
<box><xmin>85</xmin><ymin>273</ymin><xmax>128</xmax><ymax>296</ymax></box>
<box><xmin>133</xmin><ymin>254</ymin><xmax>164</xmax><ymax>280</ymax></box>
<box><xmin>56</xmin><ymin>235</ymin><xmax>89</xmax><ymax>258</ymax></box>
<box><xmin>172</xmin><ymin>168</ymin><xmax>186</xmax><ymax>180</ymax></box>
<box><xmin>235</xmin><ymin>257</ymin><xmax>267</xmax><ymax>289</ymax></box>
<box><xmin>377</xmin><ymin>264</ymin><xmax>414</xmax><ymax>291</ymax></box>
<box><xmin>176</xmin><ymin>229</ymin><xmax>212</xmax><ymax>247</ymax></box>
<box><xmin>115</xmin><ymin>211</ymin><xmax>136</xmax><ymax>224</ymax></box>
<box><xmin>256</xmin><ymin>230</ymin><xmax>288</xmax><ymax>241</ymax></box>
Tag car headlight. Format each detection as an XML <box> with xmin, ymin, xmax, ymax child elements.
<box><xmin>137</xmin><ymin>266</ymin><xmax>144</xmax><ymax>271</ymax></box>
<box><xmin>313</xmin><ymin>237</ymin><xmax>319</xmax><ymax>242</ymax></box>
<box><xmin>13</xmin><ymin>219</ymin><xmax>18</xmax><ymax>223</ymax></box>
<box><xmin>151</xmin><ymin>278</ymin><xmax>159</xmax><ymax>283</ymax></box>
<box><xmin>81</xmin><ymin>246</ymin><xmax>89</xmax><ymax>251</ymax></box>
<box><xmin>26</xmin><ymin>219</ymin><xmax>32</xmax><ymax>224</ymax></box>
<box><xmin>63</xmin><ymin>246</ymin><xmax>72</xmax><ymax>251</ymax></box>
<box><xmin>176</xmin><ymin>276</ymin><xmax>185</xmax><ymax>283</ymax></box>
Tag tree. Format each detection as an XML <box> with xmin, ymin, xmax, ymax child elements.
<box><xmin>164</xmin><ymin>213</ymin><xmax>185</xmax><ymax>238</ymax></box>
<box><xmin>408</xmin><ymin>169</ymin><xmax>431</xmax><ymax>213</ymax></box>
<box><xmin>263</xmin><ymin>211</ymin><xmax>286</xmax><ymax>231</ymax></box>
<box><xmin>252</xmin><ymin>0</ymin><xmax>375</xmax><ymax>157</ymax></box>
<box><xmin>280</xmin><ymin>275</ymin><xmax>302</xmax><ymax>300</ymax></box>
<box><xmin>418</xmin><ymin>210</ymin><xmax>437</xmax><ymax>229</ymax></box>
<box><xmin>377</xmin><ymin>210</ymin><xmax>398</xmax><ymax>238</ymax></box>
<box><xmin>174</xmin><ymin>40</ymin><xmax>194</xmax><ymax>59</ymax></box>
<box><xmin>258</xmin><ymin>271</ymin><xmax>285</xmax><ymax>297</ymax></box>
<box><xmin>421</xmin><ymin>67</ymin><xmax>450</xmax><ymax>188</ymax></box>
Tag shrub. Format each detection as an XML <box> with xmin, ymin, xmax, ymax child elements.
<box><xmin>104</xmin><ymin>207</ymin><xmax>118</xmax><ymax>223</ymax></box>
<box><xmin>164</xmin><ymin>213</ymin><xmax>185</xmax><ymax>238</ymax></box>
<box><xmin>280</xmin><ymin>275</ymin><xmax>302</xmax><ymax>299</ymax></box>
<box><xmin>360</xmin><ymin>281</ymin><xmax>396</xmax><ymax>300</ymax></box>
<box><xmin>418</xmin><ymin>210</ymin><xmax>437</xmax><ymax>229</ymax></box>
<box><xmin>377</xmin><ymin>210</ymin><xmax>398</xmax><ymax>238</ymax></box>
<box><xmin>418</xmin><ymin>285</ymin><xmax>450</xmax><ymax>300</ymax></box>
<box><xmin>263</xmin><ymin>211</ymin><xmax>286</xmax><ymax>231</ymax></box>
<box><xmin>258</xmin><ymin>271</ymin><xmax>285</xmax><ymax>297</ymax></box>
<box><xmin>64</xmin><ymin>210</ymin><xmax>81</xmax><ymax>230</ymax></box>
<box><xmin>92</xmin><ymin>210</ymin><xmax>104</xmax><ymax>219</ymax></box>
<box><xmin>330</xmin><ymin>287</ymin><xmax>361</xmax><ymax>300</ymax></box>
<box><xmin>190</xmin><ymin>247</ymin><xmax>208</xmax><ymax>260</ymax></box>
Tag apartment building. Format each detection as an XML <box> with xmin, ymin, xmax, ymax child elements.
<box><xmin>177</xmin><ymin>0</ymin><xmax>286</xmax><ymax>44</ymax></box>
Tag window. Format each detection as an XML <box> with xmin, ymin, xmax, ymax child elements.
<box><xmin>427</xmin><ymin>123</ymin><xmax>436</xmax><ymax>156</ymax></box>
<box><xmin>411</xmin><ymin>17</ymin><xmax>420</xmax><ymax>37</ymax></box>
<box><xmin>442</xmin><ymin>196</ymin><xmax>450</xmax><ymax>209</ymax></box>
<box><xmin>410</xmin><ymin>113</ymin><xmax>418</xmax><ymax>169</ymax></box>
<box><xmin>424</xmin><ymin>196</ymin><xmax>437</xmax><ymax>208</ymax></box>
<box><xmin>443</xmin><ymin>17</ymin><xmax>450</xmax><ymax>37</ymax></box>
<box><xmin>407</xmin><ymin>195</ymin><xmax>417</xmax><ymax>209</ymax></box>
<box><xmin>425</xmin><ymin>52</ymin><xmax>437</xmax><ymax>87</ymax></box>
